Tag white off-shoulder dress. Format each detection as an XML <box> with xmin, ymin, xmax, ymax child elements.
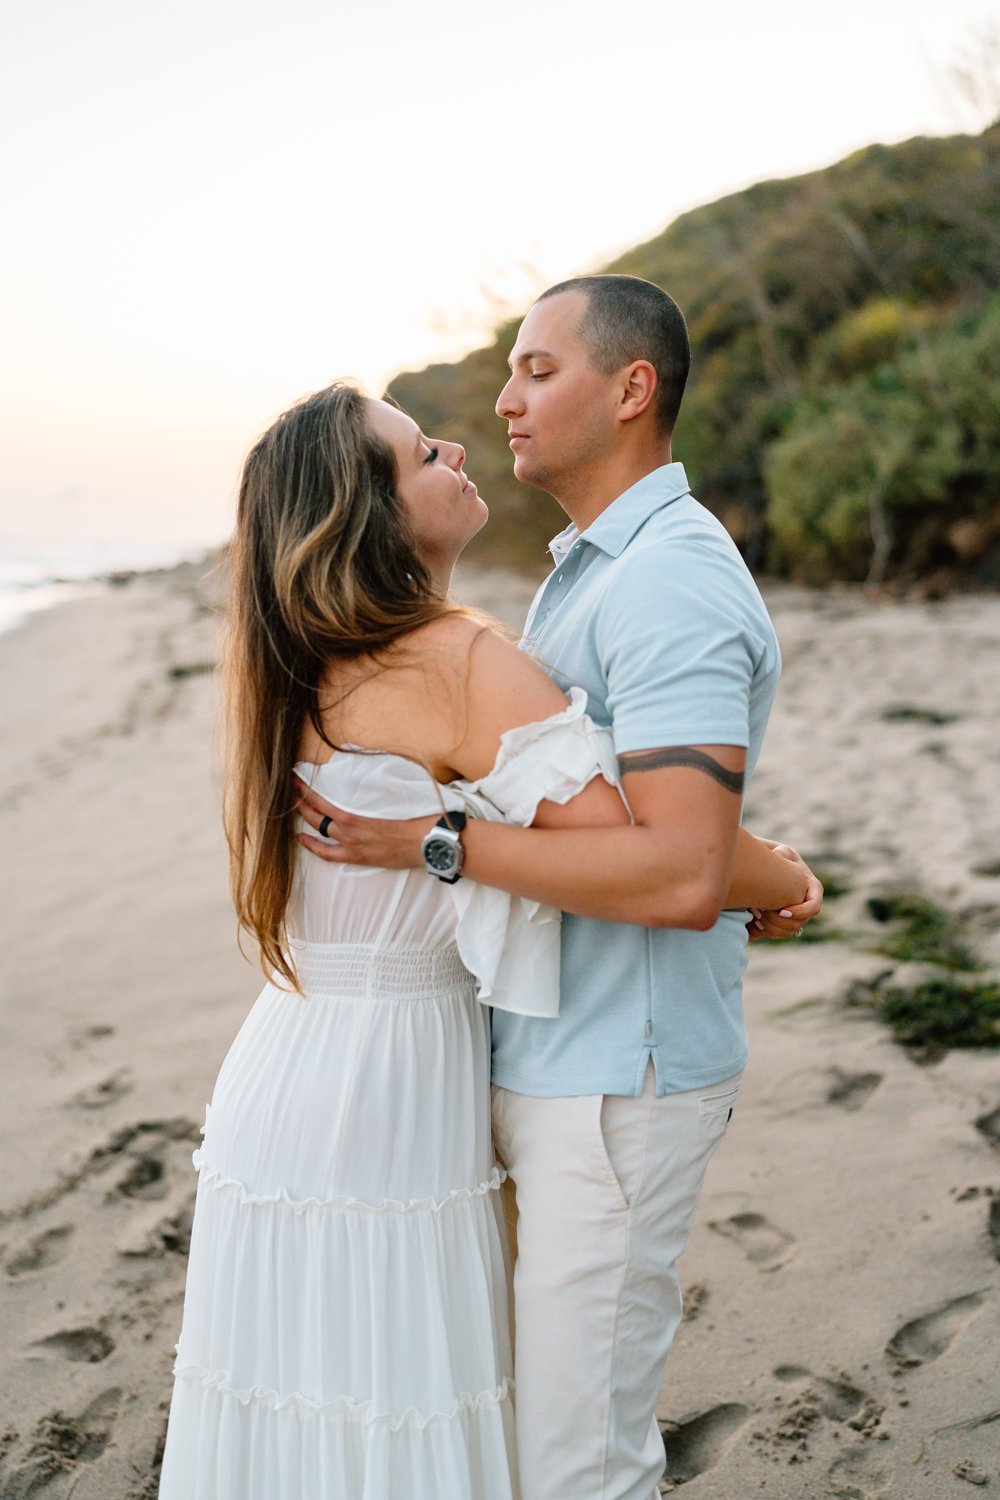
<box><xmin>158</xmin><ymin>692</ymin><xmax>616</xmax><ymax>1500</ymax></box>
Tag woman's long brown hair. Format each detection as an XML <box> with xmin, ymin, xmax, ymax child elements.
<box><xmin>223</xmin><ymin>381</ymin><xmax>456</xmax><ymax>990</ymax></box>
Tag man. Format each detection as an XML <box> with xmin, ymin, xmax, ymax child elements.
<box><xmin>298</xmin><ymin>275</ymin><xmax>821</xmax><ymax>1499</ymax></box>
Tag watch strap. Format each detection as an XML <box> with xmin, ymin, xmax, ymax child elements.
<box><xmin>436</xmin><ymin>811</ymin><xmax>467</xmax><ymax>834</ymax></box>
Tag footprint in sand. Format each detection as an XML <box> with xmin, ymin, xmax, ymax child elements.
<box><xmin>988</xmin><ymin>1201</ymin><xmax>1000</xmax><ymax>1261</ymax></box>
<box><xmin>151</xmin><ymin>1196</ymin><xmax>195</xmax><ymax>1255</ymax></box>
<box><xmin>0</xmin><ymin>1389</ymin><xmax>121</xmax><ymax>1499</ymax></box>
<box><xmin>975</xmin><ymin>1105</ymin><xmax>1000</xmax><ymax>1147</ymax></box>
<box><xmin>773</xmin><ymin>1366</ymin><xmax>883</xmax><ymax>1431</ymax></box>
<box><xmin>681</xmin><ymin>1283</ymin><xmax>709</xmax><ymax>1323</ymax></box>
<box><xmin>826</xmin><ymin>1070</ymin><xmax>883</xmax><ymax>1112</ymax></box>
<box><xmin>115</xmin><ymin>1151</ymin><xmax>169</xmax><ymax>1202</ymax></box>
<box><xmin>886</xmin><ymin>1291</ymin><xmax>984</xmax><ymax>1368</ymax></box>
<box><xmin>708</xmin><ymin>1212</ymin><xmax>797</xmax><ymax>1271</ymax></box>
<box><xmin>5</xmin><ymin>1118</ymin><xmax>200</xmax><ymax>1227</ymax></box>
<box><xmin>64</xmin><ymin>1023</ymin><xmax>115</xmax><ymax>1050</ymax></box>
<box><xmin>769</xmin><ymin>1068</ymin><xmax>884</xmax><ymax>1116</ymax></box>
<box><xmin>109</xmin><ymin>1118</ymin><xmax>201</xmax><ymax>1203</ymax></box>
<box><xmin>100</xmin><ymin>1117</ymin><xmax>201</xmax><ymax>1161</ymax></box>
<box><xmin>4</xmin><ymin>1225</ymin><xmax>74</xmax><ymax>1278</ymax></box>
<box><xmin>68</xmin><ymin>1069</ymin><xmax>133</xmax><ymax>1109</ymax></box>
<box><xmin>659</xmin><ymin>1403</ymin><xmax>750</xmax><ymax>1485</ymax></box>
<box><xmin>827</xmin><ymin>1445</ymin><xmax>891</xmax><ymax>1498</ymax></box>
<box><xmin>29</xmin><ymin>1326</ymin><xmax>115</xmax><ymax>1363</ymax></box>
<box><xmin>117</xmin><ymin>1193</ymin><xmax>196</xmax><ymax>1259</ymax></box>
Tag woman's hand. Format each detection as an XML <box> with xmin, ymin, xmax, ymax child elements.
<box><xmin>294</xmin><ymin>775</ymin><xmax>435</xmax><ymax>869</ymax></box>
<box><xmin>746</xmin><ymin>842</ymin><xmax>824</xmax><ymax>941</ymax></box>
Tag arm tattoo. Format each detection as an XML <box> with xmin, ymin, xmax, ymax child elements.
<box><xmin>617</xmin><ymin>746</ymin><xmax>745</xmax><ymax>795</ymax></box>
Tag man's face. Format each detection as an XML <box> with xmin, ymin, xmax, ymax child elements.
<box><xmin>495</xmin><ymin>291</ymin><xmax>619</xmax><ymax>497</ymax></box>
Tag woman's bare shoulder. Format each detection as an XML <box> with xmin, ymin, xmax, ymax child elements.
<box><xmin>308</xmin><ymin>612</ymin><xmax>567</xmax><ymax>777</ymax></box>
<box><xmin>395</xmin><ymin>611</ymin><xmax>565</xmax><ymax>724</ymax></box>
<box><xmin>393</xmin><ymin>611</ymin><xmax>556</xmax><ymax>697</ymax></box>
<box><xmin>442</xmin><ymin>622</ymin><xmax>570</xmax><ymax>781</ymax></box>
<box><xmin>466</xmin><ymin>624</ymin><xmax>566</xmax><ymax>704</ymax></box>
<box><xmin>308</xmin><ymin>613</ymin><xmax>499</xmax><ymax>772</ymax></box>
<box><xmin>399</xmin><ymin>609</ymin><xmax>493</xmax><ymax>656</ymax></box>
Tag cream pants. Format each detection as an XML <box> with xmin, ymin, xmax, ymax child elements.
<box><xmin>491</xmin><ymin>1063</ymin><xmax>742</xmax><ymax>1500</ymax></box>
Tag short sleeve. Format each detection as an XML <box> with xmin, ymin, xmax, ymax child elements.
<box><xmin>446</xmin><ymin>688</ymin><xmax>621</xmax><ymax>1018</ymax></box>
<box><xmin>596</xmin><ymin>544</ymin><xmax>762</xmax><ymax>756</ymax></box>
<box><xmin>464</xmin><ymin>686</ymin><xmax>620</xmax><ymax>825</ymax></box>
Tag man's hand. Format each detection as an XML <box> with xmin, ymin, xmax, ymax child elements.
<box><xmin>746</xmin><ymin>842</ymin><xmax>823</xmax><ymax>941</ymax></box>
<box><xmin>294</xmin><ymin>774</ymin><xmax>436</xmax><ymax>870</ymax></box>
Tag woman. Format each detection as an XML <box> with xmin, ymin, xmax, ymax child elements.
<box><xmin>158</xmin><ymin>382</ymin><xmax>812</xmax><ymax>1499</ymax></box>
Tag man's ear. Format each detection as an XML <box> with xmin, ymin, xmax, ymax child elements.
<box><xmin>617</xmin><ymin>360</ymin><xmax>657</xmax><ymax>424</ymax></box>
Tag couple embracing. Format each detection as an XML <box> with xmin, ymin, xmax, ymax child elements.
<box><xmin>158</xmin><ymin>275</ymin><xmax>822</xmax><ymax>1500</ymax></box>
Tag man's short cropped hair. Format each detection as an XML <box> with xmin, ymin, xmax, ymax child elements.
<box><xmin>538</xmin><ymin>274</ymin><xmax>690</xmax><ymax>436</ymax></box>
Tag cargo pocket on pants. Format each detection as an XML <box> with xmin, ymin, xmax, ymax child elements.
<box><xmin>698</xmin><ymin>1078</ymin><xmax>742</xmax><ymax>1130</ymax></box>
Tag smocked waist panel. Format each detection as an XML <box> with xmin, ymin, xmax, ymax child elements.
<box><xmin>285</xmin><ymin>940</ymin><xmax>474</xmax><ymax>1001</ymax></box>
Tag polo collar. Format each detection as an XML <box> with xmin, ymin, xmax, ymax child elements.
<box><xmin>547</xmin><ymin>522</ymin><xmax>580</xmax><ymax>566</ymax></box>
<box><xmin>574</xmin><ymin>462</ymin><xmax>691</xmax><ymax>559</ymax></box>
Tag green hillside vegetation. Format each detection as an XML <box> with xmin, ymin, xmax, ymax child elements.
<box><xmin>389</xmin><ymin>124</ymin><xmax>1000</xmax><ymax>584</ymax></box>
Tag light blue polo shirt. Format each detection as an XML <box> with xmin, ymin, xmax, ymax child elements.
<box><xmin>490</xmin><ymin>462</ymin><xmax>781</xmax><ymax>1098</ymax></box>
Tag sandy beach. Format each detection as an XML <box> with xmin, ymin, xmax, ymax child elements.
<box><xmin>1</xmin><ymin>562</ymin><xmax>998</xmax><ymax>1499</ymax></box>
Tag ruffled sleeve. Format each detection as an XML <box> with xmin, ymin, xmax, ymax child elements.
<box><xmin>447</xmin><ymin>688</ymin><xmax>621</xmax><ymax>1018</ymax></box>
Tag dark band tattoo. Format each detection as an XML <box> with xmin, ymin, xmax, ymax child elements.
<box><xmin>617</xmin><ymin>746</ymin><xmax>745</xmax><ymax>795</ymax></box>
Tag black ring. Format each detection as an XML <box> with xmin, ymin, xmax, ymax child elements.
<box><xmin>318</xmin><ymin>815</ymin><xmax>332</xmax><ymax>839</ymax></box>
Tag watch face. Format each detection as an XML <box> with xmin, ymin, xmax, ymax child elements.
<box><xmin>424</xmin><ymin>838</ymin><xmax>458</xmax><ymax>874</ymax></box>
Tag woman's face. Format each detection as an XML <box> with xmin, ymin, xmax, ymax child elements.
<box><xmin>366</xmin><ymin>399</ymin><xmax>488</xmax><ymax>573</ymax></box>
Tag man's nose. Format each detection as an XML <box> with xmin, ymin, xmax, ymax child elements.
<box><xmin>496</xmin><ymin>377</ymin><xmax>520</xmax><ymax>418</ymax></box>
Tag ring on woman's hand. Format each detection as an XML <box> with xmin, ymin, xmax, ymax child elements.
<box><xmin>319</xmin><ymin>815</ymin><xmax>332</xmax><ymax>839</ymax></box>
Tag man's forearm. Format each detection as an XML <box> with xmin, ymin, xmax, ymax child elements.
<box><xmin>296</xmin><ymin>779</ymin><xmax>810</xmax><ymax>925</ymax></box>
<box><xmin>727</xmin><ymin>829</ymin><xmax>811</xmax><ymax>911</ymax></box>
<box><xmin>460</xmin><ymin>821</ymin><xmax>731</xmax><ymax>929</ymax></box>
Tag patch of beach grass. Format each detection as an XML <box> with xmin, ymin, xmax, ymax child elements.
<box><xmin>876</xmin><ymin>976</ymin><xmax>1000</xmax><ymax>1058</ymax></box>
<box><xmin>866</xmin><ymin>890</ymin><xmax>981</xmax><ymax>971</ymax></box>
<box><xmin>880</xmin><ymin>704</ymin><xmax>958</xmax><ymax>727</ymax></box>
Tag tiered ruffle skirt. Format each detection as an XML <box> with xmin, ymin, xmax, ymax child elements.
<box><xmin>159</xmin><ymin>943</ymin><xmax>517</xmax><ymax>1500</ymax></box>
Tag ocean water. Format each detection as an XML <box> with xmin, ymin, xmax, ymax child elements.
<box><xmin>0</xmin><ymin>544</ymin><xmax>206</xmax><ymax>636</ymax></box>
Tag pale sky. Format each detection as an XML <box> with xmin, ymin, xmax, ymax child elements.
<box><xmin>0</xmin><ymin>0</ymin><xmax>994</xmax><ymax>565</ymax></box>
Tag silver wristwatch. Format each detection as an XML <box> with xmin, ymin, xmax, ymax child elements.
<box><xmin>420</xmin><ymin>811</ymin><xmax>467</xmax><ymax>883</ymax></box>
